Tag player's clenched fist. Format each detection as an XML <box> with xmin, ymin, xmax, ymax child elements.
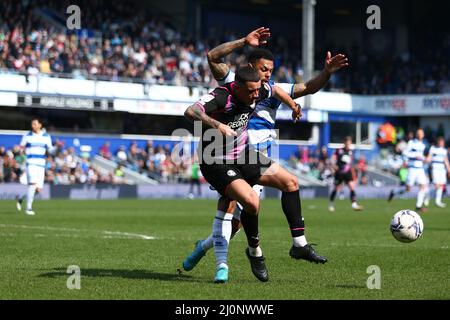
<box><xmin>292</xmin><ymin>104</ymin><xmax>302</xmax><ymax>122</ymax></box>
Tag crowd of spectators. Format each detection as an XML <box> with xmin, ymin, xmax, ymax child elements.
<box><xmin>1</xmin><ymin>0</ymin><xmax>449</xmax><ymax>94</ymax></box>
<box><xmin>98</xmin><ymin>140</ymin><xmax>191</xmax><ymax>184</ymax></box>
<box><xmin>285</xmin><ymin>145</ymin><xmax>368</xmax><ymax>186</ymax></box>
<box><xmin>0</xmin><ymin>138</ymin><xmax>194</xmax><ymax>186</ymax></box>
<box><xmin>0</xmin><ymin>0</ymin><xmax>215</xmax><ymax>86</ymax></box>
<box><xmin>0</xmin><ymin>140</ymin><xmax>123</xmax><ymax>185</ymax></box>
<box><xmin>2</xmin><ymin>125</ymin><xmax>448</xmax><ymax>186</ymax></box>
<box><xmin>323</xmin><ymin>38</ymin><xmax>450</xmax><ymax>94</ymax></box>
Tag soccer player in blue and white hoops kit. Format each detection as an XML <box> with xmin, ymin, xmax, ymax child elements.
<box><xmin>427</xmin><ymin>137</ymin><xmax>450</xmax><ymax>208</ymax></box>
<box><xmin>404</xmin><ymin>128</ymin><xmax>429</xmax><ymax>212</ymax></box>
<box><xmin>182</xmin><ymin>27</ymin><xmax>349</xmax><ymax>282</ymax></box>
<box><xmin>389</xmin><ymin>128</ymin><xmax>430</xmax><ymax>212</ymax></box>
<box><xmin>16</xmin><ymin>118</ymin><xmax>53</xmax><ymax>215</ymax></box>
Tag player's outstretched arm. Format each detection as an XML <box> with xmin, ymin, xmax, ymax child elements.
<box><xmin>272</xmin><ymin>85</ymin><xmax>302</xmax><ymax>122</ymax></box>
<box><xmin>292</xmin><ymin>51</ymin><xmax>349</xmax><ymax>99</ymax></box>
<box><xmin>207</xmin><ymin>27</ymin><xmax>270</xmax><ymax>81</ymax></box>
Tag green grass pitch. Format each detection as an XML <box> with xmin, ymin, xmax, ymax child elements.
<box><xmin>0</xmin><ymin>198</ymin><xmax>448</xmax><ymax>299</ymax></box>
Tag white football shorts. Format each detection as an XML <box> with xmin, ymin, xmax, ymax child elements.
<box><xmin>406</xmin><ymin>168</ymin><xmax>429</xmax><ymax>187</ymax></box>
<box><xmin>26</xmin><ymin>164</ymin><xmax>46</xmax><ymax>189</ymax></box>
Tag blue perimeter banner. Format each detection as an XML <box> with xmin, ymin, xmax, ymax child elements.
<box><xmin>0</xmin><ymin>183</ymin><xmax>447</xmax><ymax>200</ymax></box>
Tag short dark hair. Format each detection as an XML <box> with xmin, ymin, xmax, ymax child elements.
<box><xmin>31</xmin><ymin>117</ymin><xmax>43</xmax><ymax>125</ymax></box>
<box><xmin>235</xmin><ymin>65</ymin><xmax>260</xmax><ymax>85</ymax></box>
<box><xmin>247</xmin><ymin>48</ymin><xmax>274</xmax><ymax>63</ymax></box>
<box><xmin>344</xmin><ymin>136</ymin><xmax>352</xmax><ymax>142</ymax></box>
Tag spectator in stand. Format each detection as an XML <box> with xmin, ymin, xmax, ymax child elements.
<box><xmin>2</xmin><ymin>150</ymin><xmax>18</xmax><ymax>183</ymax></box>
<box><xmin>87</xmin><ymin>166</ymin><xmax>99</xmax><ymax>184</ymax></box>
<box><xmin>145</xmin><ymin>140</ymin><xmax>154</xmax><ymax>157</ymax></box>
<box><xmin>11</xmin><ymin>145</ymin><xmax>26</xmax><ymax>165</ymax></box>
<box><xmin>396</xmin><ymin>138</ymin><xmax>407</xmax><ymax>153</ymax></box>
<box><xmin>319</xmin><ymin>146</ymin><xmax>329</xmax><ymax>164</ymax></box>
<box><xmin>99</xmin><ymin>142</ymin><xmax>112</xmax><ymax>160</ymax></box>
<box><xmin>153</xmin><ymin>146</ymin><xmax>166</xmax><ymax>173</ymax></box>
<box><xmin>360</xmin><ymin>175</ymin><xmax>369</xmax><ymax>186</ymax></box>
<box><xmin>114</xmin><ymin>164</ymin><xmax>125</xmax><ymax>184</ymax></box>
<box><xmin>307</xmin><ymin>157</ymin><xmax>321</xmax><ymax>180</ymax></box>
<box><xmin>127</xmin><ymin>142</ymin><xmax>141</xmax><ymax>172</ymax></box>
<box><xmin>356</xmin><ymin>155</ymin><xmax>368</xmax><ymax>184</ymax></box>
<box><xmin>387</xmin><ymin>143</ymin><xmax>405</xmax><ymax>173</ymax></box>
<box><xmin>396</xmin><ymin>126</ymin><xmax>405</xmax><ymax>143</ymax></box>
<box><xmin>115</xmin><ymin>145</ymin><xmax>127</xmax><ymax>165</ymax></box>
<box><xmin>377</xmin><ymin>122</ymin><xmax>396</xmax><ymax>150</ymax></box>
<box><xmin>188</xmin><ymin>155</ymin><xmax>201</xmax><ymax>199</ymax></box>
<box><xmin>300</xmin><ymin>147</ymin><xmax>309</xmax><ymax>165</ymax></box>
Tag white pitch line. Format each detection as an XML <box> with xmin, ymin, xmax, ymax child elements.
<box><xmin>0</xmin><ymin>224</ymin><xmax>156</xmax><ymax>240</ymax></box>
<box><xmin>102</xmin><ymin>230</ymin><xmax>155</xmax><ymax>240</ymax></box>
<box><xmin>0</xmin><ymin>224</ymin><xmax>84</xmax><ymax>232</ymax></box>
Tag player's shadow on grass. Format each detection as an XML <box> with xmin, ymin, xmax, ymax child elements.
<box><xmin>332</xmin><ymin>284</ymin><xmax>366</xmax><ymax>289</ymax></box>
<box><xmin>39</xmin><ymin>267</ymin><xmax>200</xmax><ymax>282</ymax></box>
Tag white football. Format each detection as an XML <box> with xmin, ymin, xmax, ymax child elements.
<box><xmin>390</xmin><ymin>210</ymin><xmax>424</xmax><ymax>243</ymax></box>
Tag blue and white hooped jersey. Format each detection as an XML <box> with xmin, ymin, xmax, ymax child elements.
<box><xmin>429</xmin><ymin>146</ymin><xmax>448</xmax><ymax>171</ymax></box>
<box><xmin>20</xmin><ymin>131</ymin><xmax>53</xmax><ymax>167</ymax></box>
<box><xmin>403</xmin><ymin>139</ymin><xmax>427</xmax><ymax>169</ymax></box>
<box><xmin>218</xmin><ymin>70</ymin><xmax>294</xmax><ymax>150</ymax></box>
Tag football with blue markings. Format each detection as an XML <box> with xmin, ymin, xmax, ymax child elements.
<box><xmin>390</xmin><ymin>210</ymin><xmax>424</xmax><ymax>243</ymax></box>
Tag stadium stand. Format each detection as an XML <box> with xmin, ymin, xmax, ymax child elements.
<box><xmin>1</xmin><ymin>0</ymin><xmax>449</xmax><ymax>94</ymax></box>
<box><xmin>0</xmin><ymin>136</ymin><xmax>190</xmax><ymax>185</ymax></box>
<box><xmin>0</xmin><ymin>0</ymin><xmax>449</xmax><ymax>191</ymax></box>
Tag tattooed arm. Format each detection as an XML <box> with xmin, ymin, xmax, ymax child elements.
<box><xmin>207</xmin><ymin>27</ymin><xmax>270</xmax><ymax>81</ymax></box>
<box><xmin>184</xmin><ymin>91</ymin><xmax>237</xmax><ymax>137</ymax></box>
